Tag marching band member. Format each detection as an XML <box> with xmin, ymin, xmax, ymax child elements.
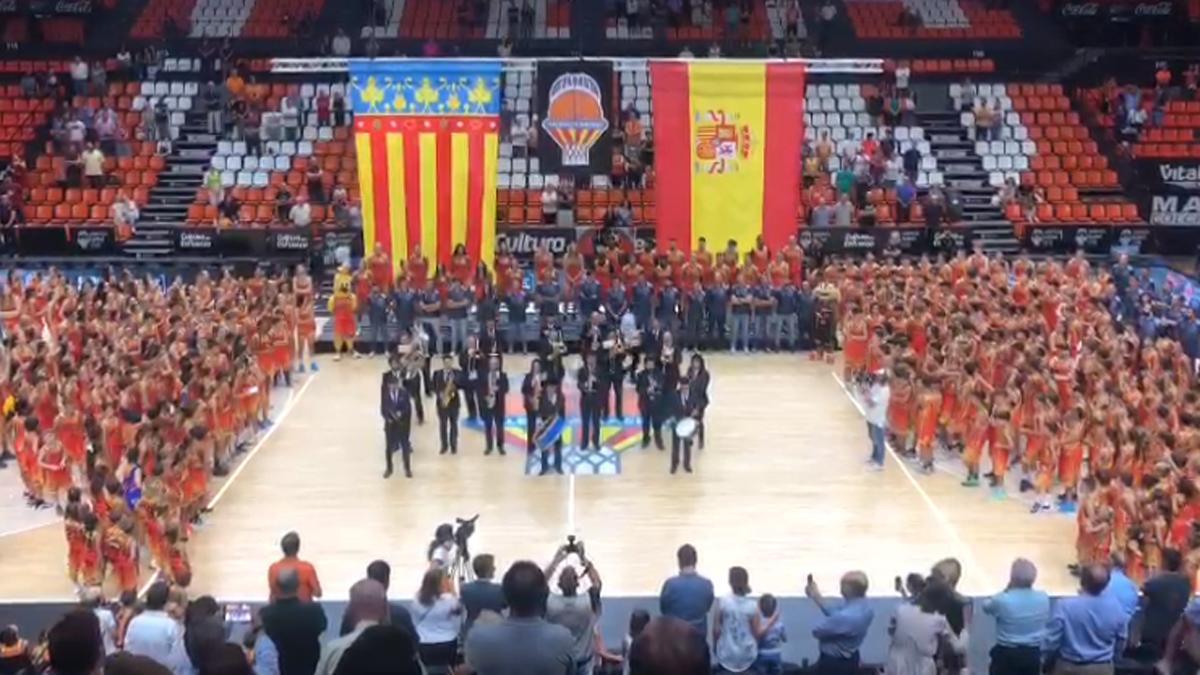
<box><xmin>668</xmin><ymin>377</ymin><xmax>698</xmax><ymax>475</ymax></box>
<box><xmin>687</xmin><ymin>354</ymin><xmax>711</xmax><ymax>450</ymax></box>
<box><xmin>636</xmin><ymin>360</ymin><xmax>666</xmax><ymax>450</ymax></box>
<box><xmin>381</xmin><ymin>353</ymin><xmax>414</xmax><ymax>479</ymax></box>
<box><xmin>605</xmin><ymin>331</ymin><xmax>630</xmax><ymax>421</ymax></box>
<box><xmin>459</xmin><ymin>335</ymin><xmax>484</xmax><ymax>422</ymax></box>
<box><xmin>481</xmin><ymin>354</ymin><xmax>509</xmax><ymax>456</ymax></box>
<box><xmin>522</xmin><ymin>360</ymin><xmax>547</xmax><ymax>454</ymax></box>
<box><xmin>432</xmin><ymin>355</ymin><xmax>461</xmax><ymax>455</ymax></box>
<box><xmin>538</xmin><ymin>320</ymin><xmax>567</xmax><ymax>384</ymax></box>
<box><xmin>536</xmin><ymin>382</ymin><xmax>566</xmax><ymax>475</ymax></box>
<box><xmin>577</xmin><ymin>353</ymin><xmax>605</xmax><ymax>452</ymax></box>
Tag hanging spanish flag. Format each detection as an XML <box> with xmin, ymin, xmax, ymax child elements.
<box><xmin>349</xmin><ymin>60</ymin><xmax>502</xmax><ymax>271</ymax></box>
<box><xmin>650</xmin><ymin>61</ymin><xmax>805</xmax><ymax>253</ymax></box>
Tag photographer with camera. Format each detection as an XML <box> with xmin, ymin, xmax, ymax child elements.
<box><xmin>428</xmin><ymin>524</ymin><xmax>458</xmax><ymax>571</ymax></box>
<box><xmin>544</xmin><ymin>536</ymin><xmax>603</xmax><ymax>675</ymax></box>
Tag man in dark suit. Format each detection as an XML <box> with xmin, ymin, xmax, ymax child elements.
<box><xmin>576</xmin><ymin>353</ymin><xmax>605</xmax><ymax>452</ymax></box>
<box><xmin>459</xmin><ymin>336</ymin><xmax>484</xmax><ymax>422</ymax></box>
<box><xmin>481</xmin><ymin>354</ymin><xmax>509</xmax><ymax>455</ymax></box>
<box><xmin>381</xmin><ymin>354</ymin><xmax>414</xmax><ymax>478</ymax></box>
<box><xmin>432</xmin><ymin>354</ymin><xmax>461</xmax><ymax>455</ymax></box>
<box><xmin>478</xmin><ymin>318</ymin><xmax>504</xmax><ymax>357</ymax></box>
<box><xmin>537</xmin><ymin>382</ymin><xmax>566</xmax><ymax>475</ymax></box>
<box><xmin>669</xmin><ymin>378</ymin><xmax>697</xmax><ymax>474</ymax></box>
<box><xmin>636</xmin><ymin>361</ymin><xmax>665</xmax><ymax>450</ymax></box>
<box><xmin>537</xmin><ymin>320</ymin><xmax>566</xmax><ymax>384</ymax></box>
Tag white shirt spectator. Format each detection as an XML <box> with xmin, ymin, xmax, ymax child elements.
<box><xmin>862</xmin><ymin>381</ymin><xmax>890</xmax><ymax>428</ymax></box>
<box><xmin>113</xmin><ymin>198</ymin><xmax>139</xmax><ymax>227</ymax></box>
<box><xmin>413</xmin><ymin>593</ymin><xmax>461</xmax><ymax>645</ymax></box>
<box><xmin>541</xmin><ymin>187</ymin><xmax>558</xmax><ymax>215</ymax></box>
<box><xmin>124</xmin><ymin>610</ymin><xmax>189</xmax><ymax>675</ymax></box>
<box><xmin>94</xmin><ymin>606</ymin><xmax>118</xmax><ymax>655</ymax></box>
<box><xmin>67</xmin><ymin>119</ymin><xmax>86</xmax><ymax>144</ymax></box>
<box><xmin>70</xmin><ymin>58</ymin><xmax>89</xmax><ymax>83</ymax></box>
<box><xmin>331</xmin><ymin>33</ymin><xmax>352</xmax><ymax>57</ymax></box>
<box><xmin>896</xmin><ymin>65</ymin><xmax>911</xmax><ymax>90</ymax></box>
<box><xmin>82</xmin><ymin>148</ymin><xmax>105</xmax><ymax>177</ymax></box>
<box><xmin>95</xmin><ymin>110</ymin><xmax>119</xmax><ymax>140</ymax></box>
<box><xmin>820</xmin><ymin>1</ymin><xmax>837</xmax><ymax>21</ymax></box>
<box><xmin>290</xmin><ymin>202</ymin><xmax>312</xmax><ymax>226</ymax></box>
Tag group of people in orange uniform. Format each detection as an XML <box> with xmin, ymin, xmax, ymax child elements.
<box><xmin>831</xmin><ymin>248</ymin><xmax>1200</xmax><ymax>582</ymax></box>
<box><xmin>0</xmin><ymin>264</ymin><xmax>313</xmax><ymax>594</ymax></box>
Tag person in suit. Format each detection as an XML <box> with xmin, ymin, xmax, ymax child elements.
<box><xmin>478</xmin><ymin>318</ymin><xmax>503</xmax><ymax>357</ymax></box>
<box><xmin>397</xmin><ymin>331</ymin><xmax>425</xmax><ymax>426</ymax></box>
<box><xmin>432</xmin><ymin>354</ymin><xmax>461</xmax><ymax>455</ymax></box>
<box><xmin>538</xmin><ymin>320</ymin><xmax>566</xmax><ymax>384</ymax></box>
<box><xmin>577</xmin><ymin>353</ymin><xmax>605</xmax><ymax>452</ymax></box>
<box><xmin>686</xmin><ymin>353</ymin><xmax>711</xmax><ymax>449</ymax></box>
<box><xmin>537</xmin><ymin>381</ymin><xmax>566</xmax><ymax>475</ymax></box>
<box><xmin>381</xmin><ymin>354</ymin><xmax>414</xmax><ymax>478</ymax></box>
<box><xmin>521</xmin><ymin>359</ymin><xmax>546</xmax><ymax>454</ymax></box>
<box><xmin>604</xmin><ymin>335</ymin><xmax>628</xmax><ymax>421</ymax></box>
<box><xmin>668</xmin><ymin>378</ymin><xmax>699</xmax><ymax>474</ymax></box>
<box><xmin>636</xmin><ymin>361</ymin><xmax>666</xmax><ymax>450</ymax></box>
<box><xmin>481</xmin><ymin>354</ymin><xmax>509</xmax><ymax>455</ymax></box>
<box><xmin>459</xmin><ymin>336</ymin><xmax>484</xmax><ymax>422</ymax></box>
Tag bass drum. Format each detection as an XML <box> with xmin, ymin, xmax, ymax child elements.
<box><xmin>674</xmin><ymin>417</ymin><xmax>698</xmax><ymax>440</ymax></box>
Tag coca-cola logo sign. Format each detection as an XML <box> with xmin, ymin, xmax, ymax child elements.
<box><xmin>26</xmin><ymin>0</ymin><xmax>93</xmax><ymax>14</ymax></box>
<box><xmin>1060</xmin><ymin>1</ymin><xmax>1099</xmax><ymax>16</ymax></box>
<box><xmin>1133</xmin><ymin>1</ymin><xmax>1173</xmax><ymax>15</ymax></box>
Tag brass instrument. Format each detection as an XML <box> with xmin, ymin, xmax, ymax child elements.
<box><xmin>549</xmin><ymin>327</ymin><xmax>566</xmax><ymax>355</ymax></box>
<box><xmin>402</xmin><ymin>344</ymin><xmax>423</xmax><ymax>381</ymax></box>
<box><xmin>438</xmin><ymin>368</ymin><xmax>458</xmax><ymax>407</ymax></box>
<box><xmin>485</xmin><ymin>370</ymin><xmax>498</xmax><ymax>409</ymax></box>
<box><xmin>661</xmin><ymin>344</ymin><xmax>674</xmax><ymax>366</ymax></box>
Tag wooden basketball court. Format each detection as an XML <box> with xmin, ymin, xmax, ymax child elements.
<box><xmin>0</xmin><ymin>354</ymin><xmax>1079</xmax><ymax>602</ymax></box>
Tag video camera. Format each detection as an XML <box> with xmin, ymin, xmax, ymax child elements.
<box><xmin>564</xmin><ymin>534</ymin><xmax>583</xmax><ymax>556</ymax></box>
<box><xmin>454</xmin><ymin>514</ymin><xmax>479</xmax><ymax>558</ymax></box>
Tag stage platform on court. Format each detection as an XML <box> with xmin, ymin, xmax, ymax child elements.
<box><xmin>0</xmin><ymin>353</ymin><xmax>1079</xmax><ymax>604</ymax></box>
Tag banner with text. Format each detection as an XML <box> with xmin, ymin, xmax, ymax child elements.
<box><xmin>1137</xmin><ymin>159</ymin><xmax>1200</xmax><ymax>226</ymax></box>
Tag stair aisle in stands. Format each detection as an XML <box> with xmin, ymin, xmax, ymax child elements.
<box><xmin>915</xmin><ymin>110</ymin><xmax>1019</xmax><ymax>253</ymax></box>
<box><xmin>124</xmin><ymin>110</ymin><xmax>215</xmax><ymax>257</ymax></box>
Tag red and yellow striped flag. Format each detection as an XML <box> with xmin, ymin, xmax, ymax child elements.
<box><xmin>349</xmin><ymin>61</ymin><xmax>502</xmax><ymax>271</ymax></box>
<box><xmin>650</xmin><ymin>61</ymin><xmax>806</xmax><ymax>252</ymax></box>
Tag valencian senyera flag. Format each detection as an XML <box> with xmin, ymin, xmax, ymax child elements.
<box><xmin>349</xmin><ymin>60</ymin><xmax>502</xmax><ymax>271</ymax></box>
<box><xmin>650</xmin><ymin>61</ymin><xmax>806</xmax><ymax>252</ymax></box>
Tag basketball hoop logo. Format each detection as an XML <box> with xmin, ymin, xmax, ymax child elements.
<box><xmin>542</xmin><ymin>73</ymin><xmax>610</xmax><ymax>167</ymax></box>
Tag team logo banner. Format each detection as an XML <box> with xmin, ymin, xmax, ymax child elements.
<box><xmin>650</xmin><ymin>61</ymin><xmax>805</xmax><ymax>253</ymax></box>
<box><xmin>349</xmin><ymin>59</ymin><xmax>502</xmax><ymax>270</ymax></box>
<box><xmin>536</xmin><ymin>61</ymin><xmax>614</xmax><ymax>176</ymax></box>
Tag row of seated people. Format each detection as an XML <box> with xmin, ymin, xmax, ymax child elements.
<box><xmin>1079</xmin><ymin>71</ymin><xmax>1200</xmax><ymax>160</ymax></box>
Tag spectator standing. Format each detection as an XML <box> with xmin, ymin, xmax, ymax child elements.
<box><xmin>331</xmin><ymin>28</ymin><xmax>351</xmax><ymax>57</ymax></box>
<box><xmin>884</xmin><ymin>581</ymin><xmax>962</xmax><ymax>675</ymax></box>
<box><xmin>858</xmin><ymin>371</ymin><xmax>889</xmax><ymax>469</ymax></box>
<box><xmin>834</xmin><ymin>194</ymin><xmax>854</xmax><ymax>227</ymax></box>
<box><xmin>0</xmin><ymin>625</ymin><xmax>32</xmax><ymax>674</ymax></box>
<box><xmin>70</xmin><ymin>56</ymin><xmax>89</xmax><ymax>96</ymax></box>
<box><xmin>982</xmin><ymin>558</ymin><xmax>1050</xmax><ymax>675</ymax></box>
<box><xmin>268</xmin><ymin>532</ymin><xmax>323</xmax><ymax>602</ymax></box>
<box><xmin>124</xmin><ymin>582</ymin><xmax>189</xmax><ymax>675</ymax></box>
<box><xmin>203</xmin><ymin>82</ymin><xmax>224</xmax><ymax>135</ymax></box>
<box><xmin>307</xmin><ymin>162</ymin><xmax>326</xmax><ymax>204</ymax></box>
<box><xmin>47</xmin><ymin>610</ymin><xmax>104</xmax><ymax>675</ymax></box>
<box><xmin>541</xmin><ymin>184</ymin><xmax>558</xmax><ymax>224</ymax></box>
<box><xmin>290</xmin><ymin>198</ymin><xmax>312</xmax><ymax>228</ymax></box>
<box><xmin>1043</xmin><ymin>564</ymin><xmax>1127</xmax><ymax>675</ymax></box>
<box><xmin>0</xmin><ymin>195</ymin><xmax>17</xmax><ymax>228</ymax></box>
<box><xmin>94</xmin><ymin>106</ymin><xmax>119</xmax><ymax>156</ymax></box>
<box><xmin>755</xmin><ymin>594</ymin><xmax>787</xmax><ymax>675</ymax></box>
<box><xmin>712</xmin><ymin>566</ymin><xmax>760</xmax><ymax>674</ymax></box>
<box><xmin>183</xmin><ymin>596</ymin><xmax>228</xmax><ymax>670</ymax></box>
<box><xmin>807</xmin><ymin>571</ymin><xmax>874</xmax><ymax>675</ymax></box>
<box><xmin>461</xmin><ymin>554</ymin><xmax>507</xmax><ymax>631</ymax></box>
<box><xmin>205</xmin><ymin>164</ymin><xmax>224</xmax><ymax>206</ymax></box>
<box><xmin>1139</xmin><ymin>548</ymin><xmax>1192</xmax><ymax>657</ymax></box>
<box><xmin>81</xmin><ymin>143</ymin><xmax>105</xmax><ymax>189</ymax></box>
<box><xmin>275</xmin><ymin>186</ymin><xmax>293</xmax><ymax>223</ymax></box>
<box><xmin>463</xmin><ymin>561</ymin><xmax>575</xmax><ymax>674</ymax></box>
<box><xmin>628</xmin><ymin>616</ymin><xmax>711</xmax><ymax>675</ymax></box>
<box><xmin>261</xmin><ymin>568</ymin><xmax>328</xmax><ymax>675</ymax></box>
<box><xmin>89</xmin><ymin>61</ymin><xmax>106</xmax><ymax>97</ymax></box>
<box><xmin>315</xmin><ymin>579</ymin><xmax>387</xmax><ymax>675</ymax></box>
<box><xmin>974</xmin><ymin>99</ymin><xmax>995</xmax><ymax>141</ymax></box>
<box><xmin>337</xmin><ymin>560</ymin><xmax>417</xmax><ymax>641</ymax></box>
<box><xmin>1100</xmin><ymin>552</ymin><xmax>1139</xmax><ymax>623</ymax></box>
<box><xmin>659</xmin><ymin>544</ymin><xmax>715</xmax><ymax>635</ymax></box>
<box><xmin>545</xmin><ymin>541</ymin><xmax>604</xmax><ymax>675</ymax></box>
<box><xmin>412</xmin><ymin>568</ymin><xmax>462</xmax><ymax>671</ymax></box>
<box><xmin>81</xmin><ymin>587</ymin><xmax>118</xmax><ymax>655</ymax></box>
<box><xmin>332</xmin><ymin>93</ymin><xmax>347</xmax><ymax>127</ymax></box>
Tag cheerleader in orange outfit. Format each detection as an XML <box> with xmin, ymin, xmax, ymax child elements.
<box><xmin>1058</xmin><ymin>407</ymin><xmax>1087</xmax><ymax>510</ymax></box>
<box><xmin>296</xmin><ymin>294</ymin><xmax>318</xmax><ymax>373</ymax></box>
<box><xmin>562</xmin><ymin>244</ymin><xmax>585</xmax><ymax>301</ymax></box>
<box><xmin>103</xmin><ymin>516</ymin><xmax>139</xmax><ymax>594</ymax></box>
<box><xmin>1032</xmin><ymin>417</ymin><xmax>1060</xmax><ymax>513</ymax></box>
<box><xmin>914</xmin><ymin>375</ymin><xmax>943</xmax><ymax>474</ymax></box>
<box><xmin>368</xmin><ymin>243</ymin><xmax>394</xmax><ymax>292</ymax></box>
<box><xmin>15</xmin><ymin>417</ymin><xmax>44</xmax><ymax>503</ymax></box>
<box><xmin>328</xmin><ymin>277</ymin><xmax>358</xmax><ymax>361</ymax></box>
<box><xmin>164</xmin><ymin>525</ymin><xmax>191</xmax><ymax>588</ymax></box>
<box><xmin>78</xmin><ymin>512</ymin><xmax>104</xmax><ymax>587</ymax></box>
<box><xmin>841</xmin><ymin>310</ymin><xmax>869</xmax><ymax>382</ymax></box>
<box><xmin>269</xmin><ymin>318</ymin><xmax>292</xmax><ymax>387</ymax></box>
<box><xmin>988</xmin><ymin>409</ymin><xmax>1015</xmax><ymax>496</ymax></box>
<box><xmin>960</xmin><ymin>391</ymin><xmax>990</xmax><ymax>487</ymax></box>
<box><xmin>55</xmin><ymin>402</ymin><xmax>86</xmax><ymax>482</ymax></box>
<box><xmin>887</xmin><ymin>365</ymin><xmax>915</xmax><ymax>454</ymax></box>
<box><xmin>64</xmin><ymin>502</ymin><xmax>86</xmax><ymax>584</ymax></box>
<box><xmin>39</xmin><ymin>434</ymin><xmax>70</xmax><ymax>507</ymax></box>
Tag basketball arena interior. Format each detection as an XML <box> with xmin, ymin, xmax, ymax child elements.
<box><xmin>0</xmin><ymin>1</ymin><xmax>1200</xmax><ymax>674</ymax></box>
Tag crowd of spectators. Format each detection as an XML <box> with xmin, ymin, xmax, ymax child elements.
<box><xmin>12</xmin><ymin>535</ymin><xmax>1200</xmax><ymax>675</ymax></box>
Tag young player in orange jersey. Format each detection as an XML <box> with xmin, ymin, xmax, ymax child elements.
<box><xmin>914</xmin><ymin>375</ymin><xmax>943</xmax><ymax>474</ymax></box>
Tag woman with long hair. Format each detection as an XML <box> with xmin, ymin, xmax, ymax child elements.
<box><xmin>883</xmin><ymin>580</ymin><xmax>961</xmax><ymax>675</ymax></box>
<box><xmin>427</xmin><ymin>523</ymin><xmax>456</xmax><ymax>569</ymax></box>
<box><xmin>687</xmin><ymin>353</ymin><xmax>711</xmax><ymax>449</ymax></box>
<box><xmin>412</xmin><ymin>567</ymin><xmax>461</xmax><ymax>671</ymax></box>
<box><xmin>712</xmin><ymin>566</ymin><xmax>774</xmax><ymax>674</ymax></box>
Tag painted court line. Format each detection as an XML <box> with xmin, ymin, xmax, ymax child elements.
<box><xmin>134</xmin><ymin>372</ymin><xmax>319</xmax><ymax>597</ymax></box>
<box><xmin>832</xmin><ymin>372</ymin><xmax>997</xmax><ymax>592</ymax></box>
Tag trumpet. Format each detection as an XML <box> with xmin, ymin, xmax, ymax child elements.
<box><xmin>549</xmin><ymin>328</ymin><xmax>566</xmax><ymax>355</ymax></box>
